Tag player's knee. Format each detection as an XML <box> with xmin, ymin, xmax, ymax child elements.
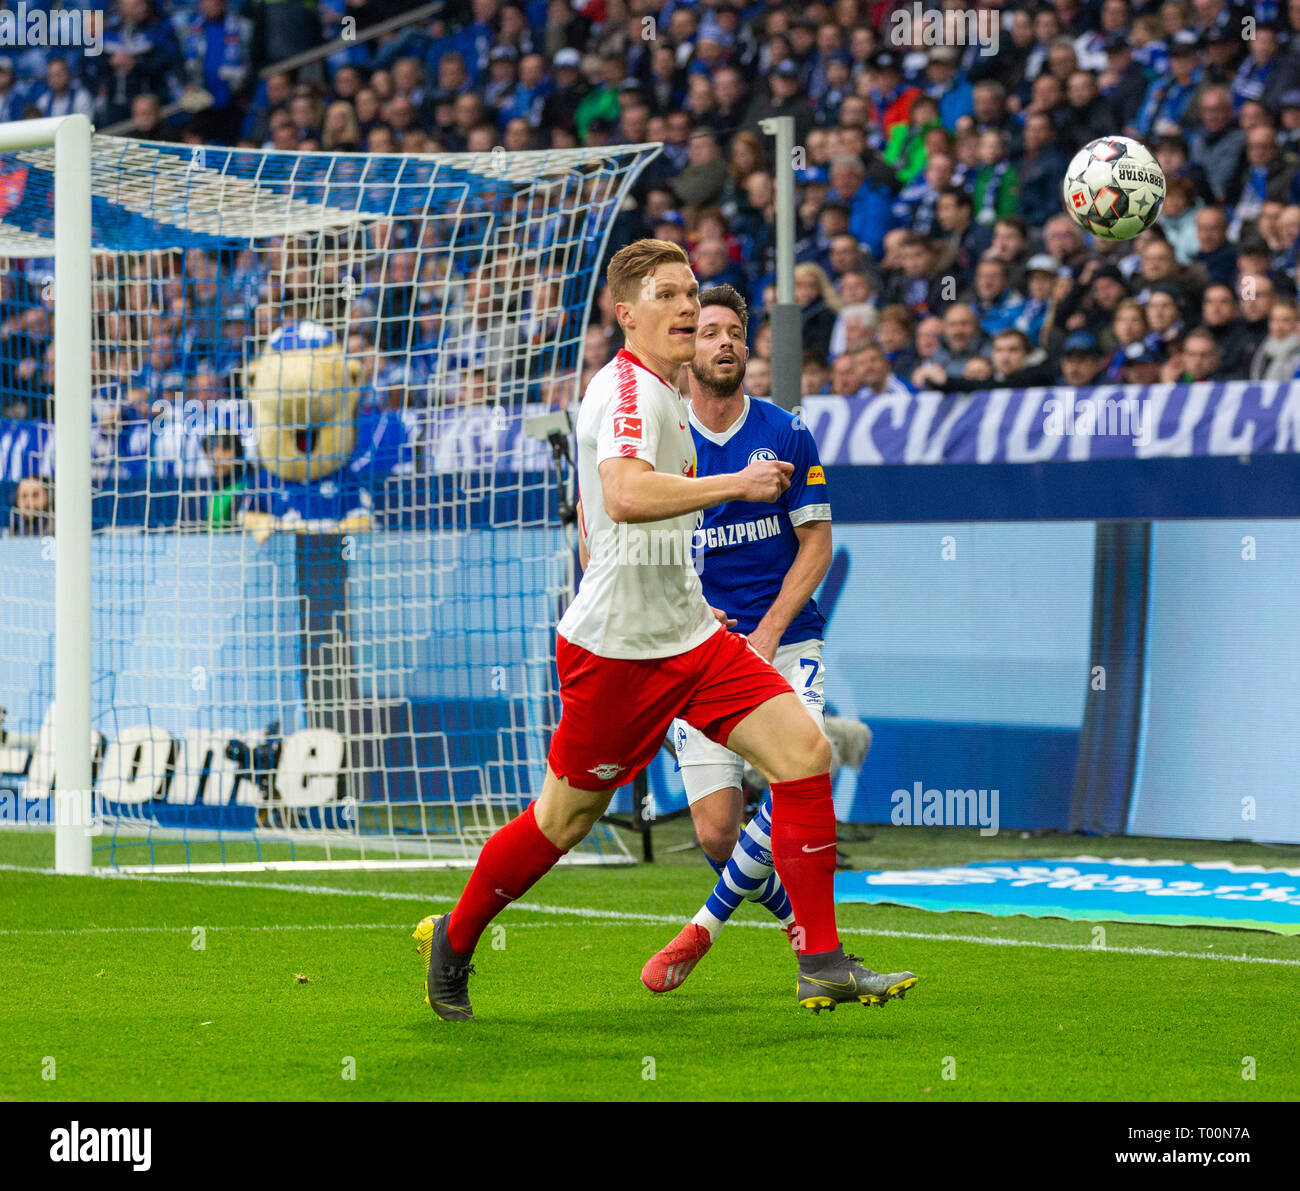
<box><xmin>805</xmin><ymin>729</ymin><xmax>833</xmax><ymax>777</ymax></box>
<box><xmin>815</xmin><ymin>728</ymin><xmax>834</xmax><ymax>771</ymax></box>
<box><xmin>697</xmin><ymin>820</ymin><xmax>739</xmax><ymax>864</ymax></box>
<box><xmin>777</xmin><ymin>722</ymin><xmax>832</xmax><ymax>782</ymax></box>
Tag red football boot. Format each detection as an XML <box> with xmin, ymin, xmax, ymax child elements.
<box><xmin>640</xmin><ymin>923</ymin><xmax>713</xmax><ymax>992</ymax></box>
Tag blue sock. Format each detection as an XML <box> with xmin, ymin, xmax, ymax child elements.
<box><xmin>692</xmin><ymin>797</ymin><xmax>794</xmax><ymax>939</ymax></box>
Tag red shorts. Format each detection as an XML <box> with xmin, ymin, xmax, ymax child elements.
<box><xmin>548</xmin><ymin>627</ymin><xmax>794</xmax><ymax>791</ymax></box>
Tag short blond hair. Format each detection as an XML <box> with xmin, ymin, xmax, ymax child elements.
<box><xmin>606</xmin><ymin>238</ymin><xmax>690</xmax><ymax>307</ymax></box>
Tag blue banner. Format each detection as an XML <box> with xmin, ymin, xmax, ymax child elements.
<box><xmin>8</xmin><ymin>382</ymin><xmax>1298</xmax><ymax>484</ymax></box>
<box><xmin>801</xmin><ymin>382</ymin><xmax>1300</xmax><ymax>464</ymax></box>
<box><xmin>0</xmin><ymin>403</ymin><xmax>553</xmax><ymax>485</ymax></box>
<box><xmin>834</xmin><ymin>858</ymin><xmax>1300</xmax><ymax>934</ymax></box>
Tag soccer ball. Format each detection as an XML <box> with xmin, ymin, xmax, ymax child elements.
<box><xmin>1062</xmin><ymin>136</ymin><xmax>1166</xmax><ymax>241</ymax></box>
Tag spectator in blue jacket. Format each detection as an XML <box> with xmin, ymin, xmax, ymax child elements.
<box><xmin>935</xmin><ymin>186</ymin><xmax>992</xmax><ymax>292</ymax></box>
<box><xmin>499</xmin><ymin>52</ymin><xmax>552</xmax><ymax>129</ymax></box>
<box><xmin>1099</xmin><ymin>35</ymin><xmax>1149</xmax><ymax>129</ymax></box>
<box><xmin>891</xmin><ymin>151</ymin><xmax>952</xmax><ymax>237</ymax></box>
<box><xmin>1133</xmin><ymin>30</ymin><xmax>1200</xmax><ymax>138</ymax></box>
<box><xmin>693</xmin><ymin>236</ymin><xmax>748</xmax><ymax>293</ymax></box>
<box><xmin>924</xmin><ymin>46</ymin><xmax>973</xmax><ymax>130</ymax></box>
<box><xmin>0</xmin><ymin>58</ymin><xmax>26</xmax><ymax>124</ymax></box>
<box><xmin>1231</xmin><ymin>21</ymin><xmax>1290</xmax><ymax>112</ymax></box>
<box><xmin>1189</xmin><ymin>85</ymin><xmax>1247</xmax><ymax>205</ymax></box>
<box><xmin>1016</xmin><ymin>111</ymin><xmax>1070</xmax><ymax>228</ymax></box>
<box><xmin>965</xmin><ymin>255</ymin><xmax>1026</xmax><ymax>338</ymax></box>
<box><xmin>1014</xmin><ymin>255</ymin><xmax>1058</xmax><ymax>348</ymax></box>
<box><xmin>178</xmin><ymin>0</ymin><xmax>253</xmax><ymax>141</ymax></box>
<box><xmin>104</xmin><ymin>0</ymin><xmax>184</xmax><ymax>100</ymax></box>
<box><xmin>827</xmin><ymin>153</ymin><xmax>894</xmax><ymax>260</ymax></box>
<box><xmin>1192</xmin><ymin>206</ymin><xmax>1239</xmax><ymax>287</ymax></box>
<box><xmin>33</xmin><ymin>57</ymin><xmax>94</xmax><ymax>120</ymax></box>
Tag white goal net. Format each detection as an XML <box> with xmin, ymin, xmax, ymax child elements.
<box><xmin>0</xmin><ymin>131</ymin><xmax>660</xmax><ymax>871</ymax></box>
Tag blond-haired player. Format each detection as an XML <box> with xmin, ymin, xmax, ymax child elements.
<box><xmin>415</xmin><ymin>240</ymin><xmax>916</xmax><ymax>1019</ymax></box>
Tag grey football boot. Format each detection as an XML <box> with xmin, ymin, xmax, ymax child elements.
<box><xmin>796</xmin><ymin>945</ymin><xmax>918</xmax><ymax>1014</ymax></box>
<box><xmin>413</xmin><ymin>913</ymin><xmax>475</xmax><ymax>1021</ymax></box>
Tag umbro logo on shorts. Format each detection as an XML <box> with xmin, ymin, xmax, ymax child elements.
<box><xmin>588</xmin><ymin>762</ymin><xmax>625</xmax><ymax>781</ymax></box>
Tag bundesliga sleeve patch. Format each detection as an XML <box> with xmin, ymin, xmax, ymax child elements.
<box><xmin>806</xmin><ymin>465</ymin><xmax>826</xmax><ymax>485</ymax></box>
<box><xmin>613</xmin><ymin>415</ymin><xmax>643</xmax><ymax>442</ymax></box>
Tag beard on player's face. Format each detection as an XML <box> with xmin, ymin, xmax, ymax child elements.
<box><xmin>690</xmin><ymin>350</ymin><xmax>747</xmax><ymax>398</ymax></box>
<box><xmin>690</xmin><ymin>316</ymin><xmax>748</xmax><ymax>397</ymax></box>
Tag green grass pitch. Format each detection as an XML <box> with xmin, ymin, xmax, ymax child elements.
<box><xmin>1</xmin><ymin>824</ymin><xmax>1298</xmax><ymax>1102</ymax></box>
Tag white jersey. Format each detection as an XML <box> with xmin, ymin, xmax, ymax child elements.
<box><xmin>558</xmin><ymin>348</ymin><xmax>719</xmax><ymax>660</ymax></box>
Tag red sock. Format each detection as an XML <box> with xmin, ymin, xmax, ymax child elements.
<box><xmin>446</xmin><ymin>803</ymin><xmax>565</xmax><ymax>955</ymax></box>
<box><xmin>769</xmin><ymin>773</ymin><xmax>839</xmax><ymax>955</ymax></box>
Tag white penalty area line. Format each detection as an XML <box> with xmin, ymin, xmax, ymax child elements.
<box><xmin>3</xmin><ymin>863</ymin><xmax>1299</xmax><ymax>967</ymax></box>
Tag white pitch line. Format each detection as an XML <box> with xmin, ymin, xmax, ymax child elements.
<box><xmin>0</xmin><ymin>922</ymin><xmax>405</xmax><ymax>937</ymax></box>
<box><xmin>0</xmin><ymin>921</ymin><xmax>565</xmax><ymax>938</ymax></box>
<box><xmin>0</xmin><ymin>863</ymin><xmax>446</xmax><ymax>904</ymax></box>
<box><xmin>3</xmin><ymin>863</ymin><xmax>1299</xmax><ymax>967</ymax></box>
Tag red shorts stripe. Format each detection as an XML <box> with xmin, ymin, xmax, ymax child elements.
<box><xmin>547</xmin><ymin>628</ymin><xmax>794</xmax><ymax>791</ymax></box>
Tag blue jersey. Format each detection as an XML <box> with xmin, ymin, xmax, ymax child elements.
<box><xmin>243</xmin><ymin>471</ymin><xmax>371</xmax><ymax>527</ymax></box>
<box><xmin>689</xmin><ymin>395</ymin><xmax>830</xmax><ymax>646</ymax></box>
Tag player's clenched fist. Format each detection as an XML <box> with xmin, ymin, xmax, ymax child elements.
<box><xmin>736</xmin><ymin>458</ymin><xmax>793</xmax><ymax>502</ymax></box>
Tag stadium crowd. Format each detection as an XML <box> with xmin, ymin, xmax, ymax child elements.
<box><xmin>3</xmin><ymin>0</ymin><xmax>1300</xmax><ymax>471</ymax></box>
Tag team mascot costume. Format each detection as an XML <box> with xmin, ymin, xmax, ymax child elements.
<box><xmin>241</xmin><ymin>320</ymin><xmax>384</xmax><ymax>543</ymax></box>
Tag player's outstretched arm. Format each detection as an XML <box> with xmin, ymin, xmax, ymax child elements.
<box><xmin>599</xmin><ymin>457</ymin><xmax>793</xmax><ymax>524</ymax></box>
<box><xmin>748</xmin><ymin>520</ymin><xmax>832</xmax><ymax>661</ymax></box>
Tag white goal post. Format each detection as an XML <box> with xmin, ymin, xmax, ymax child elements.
<box><xmin>0</xmin><ymin>120</ymin><xmax>659</xmax><ymax>873</ymax></box>
<box><xmin>0</xmin><ymin>115</ymin><xmax>94</xmax><ymax>875</ymax></box>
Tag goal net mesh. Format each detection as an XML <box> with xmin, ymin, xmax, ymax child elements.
<box><xmin>0</xmin><ymin>134</ymin><xmax>659</xmax><ymax>870</ymax></box>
